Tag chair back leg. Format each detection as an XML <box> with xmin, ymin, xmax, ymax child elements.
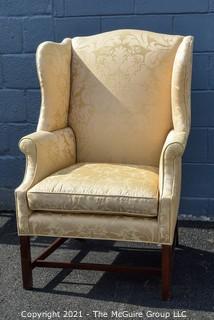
<box><xmin>20</xmin><ymin>236</ymin><xmax>33</xmax><ymax>289</ymax></box>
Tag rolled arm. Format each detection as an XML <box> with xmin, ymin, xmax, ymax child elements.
<box><xmin>159</xmin><ymin>130</ymin><xmax>187</xmax><ymax>196</ymax></box>
<box><xmin>15</xmin><ymin>127</ymin><xmax>76</xmax><ymax>234</ymax></box>
<box><xmin>158</xmin><ymin>129</ymin><xmax>188</xmax><ymax>244</ymax></box>
<box><xmin>18</xmin><ymin>127</ymin><xmax>76</xmax><ymax>189</ymax></box>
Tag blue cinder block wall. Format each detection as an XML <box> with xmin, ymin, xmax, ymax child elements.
<box><xmin>0</xmin><ymin>0</ymin><xmax>214</xmax><ymax>218</ymax></box>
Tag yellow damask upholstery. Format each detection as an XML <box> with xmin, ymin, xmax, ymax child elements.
<box><xmin>27</xmin><ymin>163</ymin><xmax>159</xmax><ymax>217</ymax></box>
<box><xmin>69</xmin><ymin>30</ymin><xmax>182</xmax><ymax>166</ymax></box>
<box><xmin>15</xmin><ymin>29</ymin><xmax>193</xmax><ymax>245</ymax></box>
<box><xmin>28</xmin><ymin>212</ymin><xmax>159</xmax><ymax>244</ymax></box>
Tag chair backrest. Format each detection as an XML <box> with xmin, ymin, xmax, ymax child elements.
<box><xmin>68</xmin><ymin>29</ymin><xmax>183</xmax><ymax>166</ymax></box>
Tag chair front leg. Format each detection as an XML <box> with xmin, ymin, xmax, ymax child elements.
<box><xmin>20</xmin><ymin>236</ymin><xmax>33</xmax><ymax>289</ymax></box>
<box><xmin>161</xmin><ymin>244</ymin><xmax>172</xmax><ymax>300</ymax></box>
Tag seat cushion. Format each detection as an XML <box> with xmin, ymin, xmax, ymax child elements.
<box><xmin>27</xmin><ymin>163</ymin><xmax>159</xmax><ymax>217</ymax></box>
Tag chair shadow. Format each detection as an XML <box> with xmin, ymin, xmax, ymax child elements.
<box><xmin>1</xmin><ymin>212</ymin><xmax>214</xmax><ymax>311</ymax></box>
<box><xmin>32</xmin><ymin>241</ymin><xmax>214</xmax><ymax>312</ymax></box>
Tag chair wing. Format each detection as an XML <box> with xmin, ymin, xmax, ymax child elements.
<box><xmin>159</xmin><ymin>36</ymin><xmax>193</xmax><ymax>244</ymax></box>
<box><xmin>36</xmin><ymin>38</ymin><xmax>72</xmax><ymax>131</ymax></box>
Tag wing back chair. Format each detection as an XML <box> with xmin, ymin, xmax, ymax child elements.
<box><xmin>15</xmin><ymin>29</ymin><xmax>193</xmax><ymax>300</ymax></box>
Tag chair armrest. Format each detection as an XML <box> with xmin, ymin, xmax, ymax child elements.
<box><xmin>15</xmin><ymin>127</ymin><xmax>76</xmax><ymax>234</ymax></box>
<box><xmin>159</xmin><ymin>130</ymin><xmax>187</xmax><ymax>197</ymax></box>
<box><xmin>18</xmin><ymin>127</ymin><xmax>76</xmax><ymax>189</ymax></box>
<box><xmin>158</xmin><ymin>129</ymin><xmax>188</xmax><ymax>244</ymax></box>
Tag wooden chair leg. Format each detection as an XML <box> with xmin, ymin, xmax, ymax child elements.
<box><xmin>20</xmin><ymin>236</ymin><xmax>33</xmax><ymax>289</ymax></box>
<box><xmin>161</xmin><ymin>244</ymin><xmax>172</xmax><ymax>300</ymax></box>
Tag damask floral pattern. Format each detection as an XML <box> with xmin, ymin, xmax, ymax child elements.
<box><xmin>28</xmin><ymin>211</ymin><xmax>159</xmax><ymax>244</ymax></box>
<box><xmin>69</xmin><ymin>29</ymin><xmax>183</xmax><ymax>166</ymax></box>
<box><xmin>36</xmin><ymin>39</ymin><xmax>72</xmax><ymax>131</ymax></box>
<box><xmin>28</xmin><ymin>163</ymin><xmax>159</xmax><ymax>217</ymax></box>
<box><xmin>15</xmin><ymin>31</ymin><xmax>193</xmax><ymax>245</ymax></box>
<box><xmin>15</xmin><ymin>128</ymin><xmax>76</xmax><ymax>234</ymax></box>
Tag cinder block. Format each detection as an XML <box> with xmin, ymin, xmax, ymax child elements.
<box><xmin>0</xmin><ymin>60</ymin><xmax>3</xmax><ymax>88</ymax></box>
<box><xmin>180</xmin><ymin>197</ymin><xmax>209</xmax><ymax>216</ymax></box>
<box><xmin>5</xmin><ymin>124</ymin><xmax>35</xmax><ymax>156</ymax></box>
<box><xmin>174</xmin><ymin>14</ymin><xmax>214</xmax><ymax>51</ymax></box>
<box><xmin>0</xmin><ymin>2</ymin><xmax>6</xmax><ymax>15</ymax></box>
<box><xmin>0</xmin><ymin>89</ymin><xmax>26</xmax><ymax>122</ymax></box>
<box><xmin>2</xmin><ymin>55</ymin><xmax>39</xmax><ymax>89</ymax></box>
<box><xmin>0</xmin><ymin>127</ymin><xmax>9</xmax><ymax>155</ymax></box>
<box><xmin>0</xmin><ymin>18</ymin><xmax>22</xmax><ymax>53</ymax></box>
<box><xmin>135</xmin><ymin>0</ymin><xmax>209</xmax><ymax>13</ymax></box>
<box><xmin>24</xmin><ymin>17</ymin><xmax>54</xmax><ymax>53</ymax></box>
<box><xmin>207</xmin><ymin>129</ymin><xmax>214</xmax><ymax>162</ymax></box>
<box><xmin>183</xmin><ymin>128</ymin><xmax>207</xmax><ymax>163</ymax></box>
<box><xmin>0</xmin><ymin>188</ymin><xmax>15</xmax><ymax>211</ymax></box>
<box><xmin>26</xmin><ymin>90</ymin><xmax>41</xmax><ymax>123</ymax></box>
<box><xmin>0</xmin><ymin>157</ymin><xmax>25</xmax><ymax>189</ymax></box>
<box><xmin>0</xmin><ymin>0</ymin><xmax>213</xmax><ymax>218</ymax></box>
<box><xmin>209</xmin><ymin>0</ymin><xmax>214</xmax><ymax>11</ymax></box>
<box><xmin>191</xmin><ymin>92</ymin><xmax>214</xmax><ymax>127</ymax></box>
<box><xmin>208</xmin><ymin>199</ymin><xmax>214</xmax><ymax>216</ymax></box>
<box><xmin>209</xmin><ymin>54</ymin><xmax>214</xmax><ymax>89</ymax></box>
<box><xmin>101</xmin><ymin>15</ymin><xmax>173</xmax><ymax>34</ymax></box>
<box><xmin>55</xmin><ymin>17</ymin><xmax>100</xmax><ymax>40</ymax></box>
<box><xmin>182</xmin><ymin>164</ymin><xmax>214</xmax><ymax>197</ymax></box>
<box><xmin>192</xmin><ymin>54</ymin><xmax>210</xmax><ymax>90</ymax></box>
<box><xmin>64</xmin><ymin>0</ymin><xmax>135</xmax><ymax>16</ymax></box>
<box><xmin>53</xmin><ymin>0</ymin><xmax>64</xmax><ymax>17</ymax></box>
<box><xmin>3</xmin><ymin>0</ymin><xmax>52</xmax><ymax>16</ymax></box>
